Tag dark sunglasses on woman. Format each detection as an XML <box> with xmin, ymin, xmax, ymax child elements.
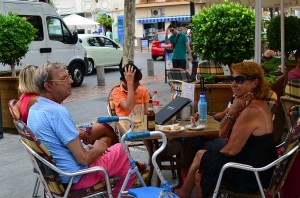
<box><xmin>229</xmin><ymin>76</ymin><xmax>254</xmax><ymax>84</ymax></box>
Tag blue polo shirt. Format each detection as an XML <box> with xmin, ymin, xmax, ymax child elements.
<box><xmin>169</xmin><ymin>32</ymin><xmax>189</xmax><ymax>60</ymax></box>
<box><xmin>28</xmin><ymin>97</ymin><xmax>88</xmax><ymax>183</ymax></box>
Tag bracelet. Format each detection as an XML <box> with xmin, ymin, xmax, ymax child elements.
<box><xmin>225</xmin><ymin>112</ymin><xmax>235</xmax><ymax>121</ymax></box>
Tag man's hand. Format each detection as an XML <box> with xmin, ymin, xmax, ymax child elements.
<box><xmin>88</xmin><ymin>138</ymin><xmax>108</xmax><ymax>156</ymax></box>
<box><xmin>187</xmin><ymin>54</ymin><xmax>192</xmax><ymax>61</ymax></box>
<box><xmin>124</xmin><ymin>65</ymin><xmax>136</xmax><ymax>85</ymax></box>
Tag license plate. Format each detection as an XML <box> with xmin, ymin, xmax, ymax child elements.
<box><xmin>161</xmin><ymin>43</ymin><xmax>171</xmax><ymax>47</ymax></box>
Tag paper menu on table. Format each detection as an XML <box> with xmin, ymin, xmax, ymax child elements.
<box><xmin>181</xmin><ymin>82</ymin><xmax>195</xmax><ymax>103</ymax></box>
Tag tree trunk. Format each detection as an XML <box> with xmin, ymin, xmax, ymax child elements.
<box><xmin>11</xmin><ymin>63</ymin><xmax>16</xmax><ymax>77</ymax></box>
<box><xmin>123</xmin><ymin>0</ymin><xmax>135</xmax><ymax>66</ymax></box>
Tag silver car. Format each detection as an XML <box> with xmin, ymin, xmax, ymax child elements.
<box><xmin>78</xmin><ymin>34</ymin><xmax>123</xmax><ymax>75</ymax></box>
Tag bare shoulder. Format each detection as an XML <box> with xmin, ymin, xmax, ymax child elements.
<box><xmin>245</xmin><ymin>100</ymin><xmax>270</xmax><ymax>114</ymax></box>
<box><xmin>239</xmin><ymin>99</ymin><xmax>272</xmax><ymax>122</ymax></box>
<box><xmin>242</xmin><ymin>100</ymin><xmax>273</xmax><ymax>135</ymax></box>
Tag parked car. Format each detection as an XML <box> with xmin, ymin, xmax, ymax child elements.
<box><xmin>78</xmin><ymin>34</ymin><xmax>123</xmax><ymax>74</ymax></box>
<box><xmin>151</xmin><ymin>32</ymin><xmax>172</xmax><ymax>61</ymax></box>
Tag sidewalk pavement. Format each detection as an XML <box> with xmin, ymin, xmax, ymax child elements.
<box><xmin>0</xmin><ymin>68</ymin><xmax>183</xmax><ymax>197</ymax></box>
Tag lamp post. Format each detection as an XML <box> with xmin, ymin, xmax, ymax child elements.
<box><xmin>190</xmin><ymin>1</ymin><xmax>198</xmax><ymax>81</ymax></box>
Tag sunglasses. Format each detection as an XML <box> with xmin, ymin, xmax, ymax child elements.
<box><xmin>169</xmin><ymin>29</ymin><xmax>175</xmax><ymax>32</ymax></box>
<box><xmin>229</xmin><ymin>76</ymin><xmax>254</xmax><ymax>84</ymax></box>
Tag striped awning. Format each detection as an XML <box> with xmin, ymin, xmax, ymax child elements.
<box><xmin>137</xmin><ymin>15</ymin><xmax>191</xmax><ymax>23</ymax></box>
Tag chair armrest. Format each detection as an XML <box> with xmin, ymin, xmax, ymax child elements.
<box><xmin>212</xmin><ymin>145</ymin><xmax>299</xmax><ymax>198</ymax></box>
<box><xmin>276</xmin><ymin>141</ymin><xmax>285</xmax><ymax>148</ymax></box>
<box><xmin>168</xmin><ymin>79</ymin><xmax>185</xmax><ymax>84</ymax></box>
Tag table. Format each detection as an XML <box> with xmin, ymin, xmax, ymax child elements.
<box><xmin>117</xmin><ymin>117</ymin><xmax>220</xmax><ymax>139</ymax></box>
<box><xmin>118</xmin><ymin>117</ymin><xmax>220</xmax><ymax>185</ymax></box>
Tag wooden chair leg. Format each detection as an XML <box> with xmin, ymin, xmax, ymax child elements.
<box><xmin>171</xmin><ymin>161</ymin><xmax>177</xmax><ymax>179</ymax></box>
<box><xmin>147</xmin><ymin>161</ymin><xmax>154</xmax><ymax>186</ymax></box>
<box><xmin>156</xmin><ymin>174</ymin><xmax>161</xmax><ymax>187</ymax></box>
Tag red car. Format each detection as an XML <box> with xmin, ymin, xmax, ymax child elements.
<box><xmin>151</xmin><ymin>32</ymin><xmax>172</xmax><ymax>61</ymax></box>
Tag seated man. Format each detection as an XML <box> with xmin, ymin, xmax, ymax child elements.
<box><xmin>112</xmin><ymin>63</ymin><xmax>150</xmax><ymax>117</ymax></box>
<box><xmin>27</xmin><ymin>62</ymin><xmax>135</xmax><ymax>197</ymax></box>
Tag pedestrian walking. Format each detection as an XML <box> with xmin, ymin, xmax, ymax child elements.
<box><xmin>165</xmin><ymin>24</ymin><xmax>192</xmax><ymax>70</ymax></box>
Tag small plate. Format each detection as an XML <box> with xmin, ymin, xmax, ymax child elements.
<box><xmin>157</xmin><ymin>124</ymin><xmax>185</xmax><ymax>133</ymax></box>
<box><xmin>185</xmin><ymin>124</ymin><xmax>206</xmax><ymax>130</ymax></box>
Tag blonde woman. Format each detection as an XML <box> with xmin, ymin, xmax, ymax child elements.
<box><xmin>17</xmin><ymin>65</ymin><xmax>39</xmax><ymax>123</ymax></box>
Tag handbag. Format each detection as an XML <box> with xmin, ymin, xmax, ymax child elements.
<box><xmin>164</xmin><ymin>33</ymin><xmax>181</xmax><ymax>54</ymax></box>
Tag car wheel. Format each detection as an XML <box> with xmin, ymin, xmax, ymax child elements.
<box><xmin>87</xmin><ymin>58</ymin><xmax>94</xmax><ymax>75</ymax></box>
<box><xmin>69</xmin><ymin>62</ymin><xmax>84</xmax><ymax>87</ymax></box>
<box><xmin>152</xmin><ymin>55</ymin><xmax>158</xmax><ymax>61</ymax></box>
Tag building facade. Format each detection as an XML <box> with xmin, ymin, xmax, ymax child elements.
<box><xmin>52</xmin><ymin>0</ymin><xmax>203</xmax><ymax>46</ymax></box>
<box><xmin>52</xmin><ymin>0</ymin><xmax>124</xmax><ymax>41</ymax></box>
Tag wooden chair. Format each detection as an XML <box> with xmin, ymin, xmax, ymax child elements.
<box><xmin>167</xmin><ymin>68</ymin><xmax>194</xmax><ymax>83</ymax></box>
<box><xmin>280</xmin><ymin>96</ymin><xmax>300</xmax><ymax>132</ymax></box>
<box><xmin>196</xmin><ymin>61</ymin><xmax>224</xmax><ymax>77</ymax></box>
<box><xmin>167</xmin><ymin>68</ymin><xmax>194</xmax><ymax>99</ymax></box>
<box><xmin>284</xmin><ymin>79</ymin><xmax>300</xmax><ymax>100</ymax></box>
<box><xmin>213</xmin><ymin>110</ymin><xmax>300</xmax><ymax>198</ymax></box>
<box><xmin>265</xmin><ymin>90</ymin><xmax>279</xmax><ymax>117</ymax></box>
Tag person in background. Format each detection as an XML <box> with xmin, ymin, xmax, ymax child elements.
<box><xmin>27</xmin><ymin>63</ymin><xmax>135</xmax><ymax>197</ymax></box>
<box><xmin>105</xmin><ymin>29</ymin><xmax>113</xmax><ymax>40</ymax></box>
<box><xmin>17</xmin><ymin>65</ymin><xmax>39</xmax><ymax>123</ymax></box>
<box><xmin>262</xmin><ymin>49</ymin><xmax>276</xmax><ymax>63</ymax></box>
<box><xmin>165</xmin><ymin>24</ymin><xmax>192</xmax><ymax>70</ymax></box>
<box><xmin>174</xmin><ymin>62</ymin><xmax>277</xmax><ymax>198</ymax></box>
<box><xmin>112</xmin><ymin>63</ymin><xmax>150</xmax><ymax>116</ymax></box>
<box><xmin>288</xmin><ymin>49</ymin><xmax>300</xmax><ymax>81</ymax></box>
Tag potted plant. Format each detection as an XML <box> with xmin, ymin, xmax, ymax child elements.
<box><xmin>0</xmin><ymin>12</ymin><xmax>36</xmax><ymax>77</ymax></box>
<box><xmin>191</xmin><ymin>0</ymin><xmax>254</xmax><ymax>114</ymax></box>
<box><xmin>267</xmin><ymin>15</ymin><xmax>300</xmax><ymax>73</ymax></box>
<box><xmin>190</xmin><ymin>0</ymin><xmax>255</xmax><ymax>71</ymax></box>
<box><xmin>267</xmin><ymin>15</ymin><xmax>300</xmax><ymax>61</ymax></box>
<box><xmin>0</xmin><ymin>12</ymin><xmax>36</xmax><ymax>130</ymax></box>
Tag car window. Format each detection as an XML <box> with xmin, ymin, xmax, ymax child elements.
<box><xmin>47</xmin><ymin>17</ymin><xmax>72</xmax><ymax>44</ymax></box>
<box><xmin>96</xmin><ymin>37</ymin><xmax>105</xmax><ymax>46</ymax></box>
<box><xmin>103</xmin><ymin>38</ymin><xmax>114</xmax><ymax>47</ymax></box>
<box><xmin>19</xmin><ymin>15</ymin><xmax>43</xmax><ymax>41</ymax></box>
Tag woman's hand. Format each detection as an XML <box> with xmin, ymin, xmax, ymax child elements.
<box><xmin>229</xmin><ymin>92</ymin><xmax>254</xmax><ymax>115</ymax></box>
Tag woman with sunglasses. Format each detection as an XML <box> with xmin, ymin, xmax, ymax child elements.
<box><xmin>174</xmin><ymin>62</ymin><xmax>277</xmax><ymax>198</ymax></box>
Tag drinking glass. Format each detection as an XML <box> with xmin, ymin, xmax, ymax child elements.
<box><xmin>130</xmin><ymin>104</ymin><xmax>143</xmax><ymax>132</ymax></box>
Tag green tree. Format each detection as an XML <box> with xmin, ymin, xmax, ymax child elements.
<box><xmin>267</xmin><ymin>15</ymin><xmax>300</xmax><ymax>57</ymax></box>
<box><xmin>96</xmin><ymin>13</ymin><xmax>114</xmax><ymax>33</ymax></box>
<box><xmin>0</xmin><ymin>12</ymin><xmax>37</xmax><ymax>77</ymax></box>
<box><xmin>191</xmin><ymin>0</ymin><xmax>255</xmax><ymax>68</ymax></box>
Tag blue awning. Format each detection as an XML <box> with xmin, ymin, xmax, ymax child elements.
<box><xmin>137</xmin><ymin>15</ymin><xmax>191</xmax><ymax>23</ymax></box>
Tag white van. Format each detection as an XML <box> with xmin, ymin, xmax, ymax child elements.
<box><xmin>0</xmin><ymin>0</ymin><xmax>88</xmax><ymax>87</ymax></box>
